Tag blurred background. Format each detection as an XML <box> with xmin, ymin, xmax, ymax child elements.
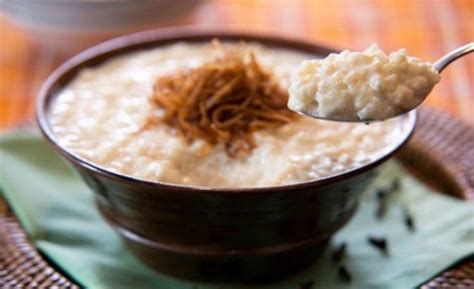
<box><xmin>0</xmin><ymin>0</ymin><xmax>472</xmax><ymax>129</ymax></box>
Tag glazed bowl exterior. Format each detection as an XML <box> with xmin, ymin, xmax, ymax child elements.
<box><xmin>36</xmin><ymin>28</ymin><xmax>416</xmax><ymax>281</ymax></box>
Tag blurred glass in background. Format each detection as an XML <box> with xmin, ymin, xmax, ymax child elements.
<box><xmin>0</xmin><ymin>0</ymin><xmax>203</xmax><ymax>54</ymax></box>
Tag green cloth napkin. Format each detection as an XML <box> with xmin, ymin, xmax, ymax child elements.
<box><xmin>0</xmin><ymin>133</ymin><xmax>473</xmax><ymax>289</ymax></box>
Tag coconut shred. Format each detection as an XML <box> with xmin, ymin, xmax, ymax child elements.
<box><xmin>50</xmin><ymin>43</ymin><xmax>407</xmax><ymax>188</ymax></box>
<box><xmin>288</xmin><ymin>44</ymin><xmax>440</xmax><ymax>121</ymax></box>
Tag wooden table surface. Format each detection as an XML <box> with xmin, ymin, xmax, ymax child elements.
<box><xmin>0</xmin><ymin>0</ymin><xmax>473</xmax><ymax>129</ymax></box>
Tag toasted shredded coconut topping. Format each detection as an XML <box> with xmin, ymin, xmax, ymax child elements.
<box><xmin>149</xmin><ymin>41</ymin><xmax>298</xmax><ymax>156</ymax></box>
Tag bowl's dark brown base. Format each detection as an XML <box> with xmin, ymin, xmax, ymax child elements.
<box><xmin>98</xmin><ymin>201</ymin><xmax>358</xmax><ymax>282</ymax></box>
<box><xmin>122</xmin><ymin>234</ymin><xmax>330</xmax><ymax>282</ymax></box>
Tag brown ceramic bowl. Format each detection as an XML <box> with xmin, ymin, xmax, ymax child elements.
<box><xmin>36</xmin><ymin>28</ymin><xmax>416</xmax><ymax>282</ymax></box>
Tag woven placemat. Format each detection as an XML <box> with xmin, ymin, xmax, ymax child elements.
<box><xmin>1</xmin><ymin>107</ymin><xmax>473</xmax><ymax>289</ymax></box>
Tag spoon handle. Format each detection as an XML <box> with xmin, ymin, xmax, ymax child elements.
<box><xmin>434</xmin><ymin>42</ymin><xmax>474</xmax><ymax>73</ymax></box>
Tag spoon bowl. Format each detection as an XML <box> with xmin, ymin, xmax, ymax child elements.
<box><xmin>297</xmin><ymin>109</ymin><xmax>383</xmax><ymax>123</ymax></box>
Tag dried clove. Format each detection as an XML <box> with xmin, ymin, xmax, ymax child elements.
<box><xmin>299</xmin><ymin>279</ymin><xmax>314</xmax><ymax>289</ymax></box>
<box><xmin>376</xmin><ymin>189</ymin><xmax>388</xmax><ymax>200</ymax></box>
<box><xmin>367</xmin><ymin>236</ymin><xmax>389</xmax><ymax>256</ymax></box>
<box><xmin>331</xmin><ymin>243</ymin><xmax>347</xmax><ymax>263</ymax></box>
<box><xmin>375</xmin><ymin>179</ymin><xmax>401</xmax><ymax>220</ymax></box>
<box><xmin>402</xmin><ymin>206</ymin><xmax>415</xmax><ymax>232</ymax></box>
<box><xmin>338</xmin><ymin>265</ymin><xmax>352</xmax><ymax>283</ymax></box>
<box><xmin>375</xmin><ymin>189</ymin><xmax>390</xmax><ymax>219</ymax></box>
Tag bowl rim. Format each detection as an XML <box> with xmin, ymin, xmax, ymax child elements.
<box><xmin>36</xmin><ymin>26</ymin><xmax>417</xmax><ymax>194</ymax></box>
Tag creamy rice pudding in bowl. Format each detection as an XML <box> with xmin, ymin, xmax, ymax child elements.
<box><xmin>37</xmin><ymin>29</ymin><xmax>416</xmax><ymax>281</ymax></box>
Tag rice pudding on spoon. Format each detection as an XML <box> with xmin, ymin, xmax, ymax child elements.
<box><xmin>287</xmin><ymin>44</ymin><xmax>441</xmax><ymax>121</ymax></box>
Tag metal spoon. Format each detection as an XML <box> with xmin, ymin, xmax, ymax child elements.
<box><xmin>434</xmin><ymin>42</ymin><xmax>474</xmax><ymax>72</ymax></box>
<box><xmin>297</xmin><ymin>42</ymin><xmax>474</xmax><ymax>123</ymax></box>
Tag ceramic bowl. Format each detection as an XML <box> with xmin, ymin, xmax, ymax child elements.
<box><xmin>36</xmin><ymin>28</ymin><xmax>416</xmax><ymax>281</ymax></box>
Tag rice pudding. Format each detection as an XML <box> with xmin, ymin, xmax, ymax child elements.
<box><xmin>288</xmin><ymin>44</ymin><xmax>440</xmax><ymax>121</ymax></box>
<box><xmin>50</xmin><ymin>42</ymin><xmax>407</xmax><ymax>188</ymax></box>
